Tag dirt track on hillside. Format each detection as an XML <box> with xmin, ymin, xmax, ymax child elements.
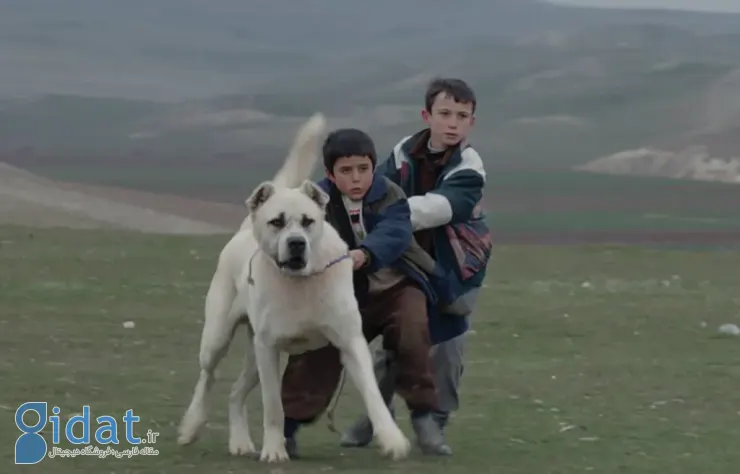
<box><xmin>0</xmin><ymin>163</ymin><xmax>234</xmax><ymax>234</ymax></box>
<box><xmin>3</xmin><ymin>162</ymin><xmax>740</xmax><ymax>245</ymax></box>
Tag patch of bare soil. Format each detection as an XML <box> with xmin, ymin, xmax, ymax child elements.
<box><xmin>51</xmin><ymin>180</ymin><xmax>246</xmax><ymax>229</ymax></box>
<box><xmin>0</xmin><ymin>162</ymin><xmax>235</xmax><ymax>234</ymax></box>
<box><xmin>576</xmin><ymin>146</ymin><xmax>740</xmax><ymax>185</ymax></box>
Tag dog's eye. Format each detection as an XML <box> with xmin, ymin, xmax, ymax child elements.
<box><xmin>300</xmin><ymin>215</ymin><xmax>315</xmax><ymax>228</ymax></box>
<box><xmin>268</xmin><ymin>215</ymin><xmax>285</xmax><ymax>228</ymax></box>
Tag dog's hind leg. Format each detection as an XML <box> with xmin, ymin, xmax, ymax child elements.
<box><xmin>178</xmin><ymin>271</ymin><xmax>240</xmax><ymax>446</ymax></box>
<box><xmin>228</xmin><ymin>326</ymin><xmax>260</xmax><ymax>456</ymax></box>
<box><xmin>336</xmin><ymin>335</ymin><xmax>410</xmax><ymax>460</ymax></box>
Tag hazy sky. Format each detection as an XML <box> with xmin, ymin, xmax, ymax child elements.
<box><xmin>549</xmin><ymin>0</ymin><xmax>740</xmax><ymax>13</ymax></box>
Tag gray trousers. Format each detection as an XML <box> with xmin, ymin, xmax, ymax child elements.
<box><xmin>372</xmin><ymin>287</ymin><xmax>480</xmax><ymax>417</ymax></box>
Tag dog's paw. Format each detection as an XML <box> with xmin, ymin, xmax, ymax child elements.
<box><xmin>257</xmin><ymin>429</ymin><xmax>291</xmax><ymax>463</ymax></box>
<box><xmin>259</xmin><ymin>445</ymin><xmax>291</xmax><ymax>463</ymax></box>
<box><xmin>177</xmin><ymin>434</ymin><xmax>195</xmax><ymax>446</ymax></box>
<box><xmin>177</xmin><ymin>406</ymin><xmax>207</xmax><ymax>446</ymax></box>
<box><xmin>177</xmin><ymin>418</ymin><xmax>204</xmax><ymax>446</ymax></box>
<box><xmin>375</xmin><ymin>425</ymin><xmax>411</xmax><ymax>461</ymax></box>
<box><xmin>229</xmin><ymin>435</ymin><xmax>257</xmax><ymax>456</ymax></box>
<box><xmin>177</xmin><ymin>432</ymin><xmax>197</xmax><ymax>446</ymax></box>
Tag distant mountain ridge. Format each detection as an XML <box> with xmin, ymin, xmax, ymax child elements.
<box><xmin>2</xmin><ymin>0</ymin><xmax>740</xmax><ymax>185</ymax></box>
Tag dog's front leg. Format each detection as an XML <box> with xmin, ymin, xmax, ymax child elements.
<box><xmin>340</xmin><ymin>335</ymin><xmax>410</xmax><ymax>460</ymax></box>
<box><xmin>178</xmin><ymin>273</ymin><xmax>240</xmax><ymax>446</ymax></box>
<box><xmin>254</xmin><ymin>338</ymin><xmax>290</xmax><ymax>463</ymax></box>
<box><xmin>228</xmin><ymin>328</ymin><xmax>260</xmax><ymax>456</ymax></box>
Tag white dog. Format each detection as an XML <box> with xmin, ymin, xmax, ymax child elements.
<box><xmin>177</xmin><ymin>113</ymin><xmax>410</xmax><ymax>463</ymax></box>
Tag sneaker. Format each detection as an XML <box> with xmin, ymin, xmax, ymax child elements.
<box><xmin>283</xmin><ymin>418</ymin><xmax>302</xmax><ymax>459</ymax></box>
<box><xmin>285</xmin><ymin>436</ymin><xmax>299</xmax><ymax>459</ymax></box>
<box><xmin>411</xmin><ymin>412</ymin><xmax>452</xmax><ymax>456</ymax></box>
<box><xmin>433</xmin><ymin>411</ymin><xmax>449</xmax><ymax>433</ymax></box>
<box><xmin>339</xmin><ymin>405</ymin><xmax>396</xmax><ymax>448</ymax></box>
<box><xmin>339</xmin><ymin>416</ymin><xmax>373</xmax><ymax>447</ymax></box>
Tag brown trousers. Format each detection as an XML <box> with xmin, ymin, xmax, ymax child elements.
<box><xmin>281</xmin><ymin>281</ymin><xmax>439</xmax><ymax>421</ymax></box>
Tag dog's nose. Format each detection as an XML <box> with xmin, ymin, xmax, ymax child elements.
<box><xmin>287</xmin><ymin>237</ymin><xmax>306</xmax><ymax>256</ymax></box>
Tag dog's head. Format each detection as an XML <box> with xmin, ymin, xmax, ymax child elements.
<box><xmin>246</xmin><ymin>179</ymin><xmax>330</xmax><ymax>276</ymax></box>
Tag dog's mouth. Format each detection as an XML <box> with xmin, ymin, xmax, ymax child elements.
<box><xmin>278</xmin><ymin>256</ymin><xmax>307</xmax><ymax>271</ymax></box>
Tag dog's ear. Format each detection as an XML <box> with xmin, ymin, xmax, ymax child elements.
<box><xmin>299</xmin><ymin>179</ymin><xmax>330</xmax><ymax>210</ymax></box>
<box><xmin>246</xmin><ymin>181</ymin><xmax>276</xmax><ymax>214</ymax></box>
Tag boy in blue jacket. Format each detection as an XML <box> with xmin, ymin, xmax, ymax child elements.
<box><xmin>340</xmin><ymin>78</ymin><xmax>493</xmax><ymax>453</ymax></box>
<box><xmin>280</xmin><ymin>128</ymin><xmax>452</xmax><ymax>457</ymax></box>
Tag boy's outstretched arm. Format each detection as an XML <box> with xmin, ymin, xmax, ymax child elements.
<box><xmin>377</xmin><ymin>147</ymin><xmax>486</xmax><ymax>231</ymax></box>
<box><xmin>407</xmin><ymin>169</ymin><xmax>483</xmax><ymax>231</ymax></box>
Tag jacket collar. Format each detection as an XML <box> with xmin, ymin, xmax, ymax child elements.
<box><xmin>401</xmin><ymin>128</ymin><xmax>467</xmax><ymax>170</ymax></box>
<box><xmin>317</xmin><ymin>173</ymin><xmax>387</xmax><ymax>205</ymax></box>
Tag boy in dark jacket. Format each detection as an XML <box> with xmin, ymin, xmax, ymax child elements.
<box><xmin>280</xmin><ymin>128</ymin><xmax>451</xmax><ymax>457</ymax></box>
<box><xmin>340</xmin><ymin>78</ymin><xmax>493</xmax><ymax>452</ymax></box>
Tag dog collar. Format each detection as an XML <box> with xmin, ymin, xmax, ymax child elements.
<box><xmin>323</xmin><ymin>253</ymin><xmax>351</xmax><ymax>269</ymax></box>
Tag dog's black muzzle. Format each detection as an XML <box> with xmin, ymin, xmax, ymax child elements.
<box><xmin>279</xmin><ymin>236</ymin><xmax>307</xmax><ymax>271</ymax></box>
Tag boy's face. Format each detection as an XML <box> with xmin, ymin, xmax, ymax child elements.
<box><xmin>421</xmin><ymin>92</ymin><xmax>475</xmax><ymax>148</ymax></box>
<box><xmin>326</xmin><ymin>155</ymin><xmax>374</xmax><ymax>201</ymax></box>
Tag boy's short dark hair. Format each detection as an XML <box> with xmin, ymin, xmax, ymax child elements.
<box><xmin>322</xmin><ymin>128</ymin><xmax>377</xmax><ymax>172</ymax></box>
<box><xmin>424</xmin><ymin>78</ymin><xmax>477</xmax><ymax>114</ymax></box>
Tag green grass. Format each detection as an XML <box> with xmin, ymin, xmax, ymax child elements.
<box><xmin>485</xmin><ymin>171</ymin><xmax>740</xmax><ymax>232</ymax></box>
<box><xmin>2</xmin><ymin>225</ymin><xmax>740</xmax><ymax>472</ymax></box>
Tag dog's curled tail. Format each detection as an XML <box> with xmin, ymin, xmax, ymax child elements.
<box><xmin>272</xmin><ymin>112</ymin><xmax>327</xmax><ymax>190</ymax></box>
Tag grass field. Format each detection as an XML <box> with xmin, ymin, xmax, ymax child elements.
<box><xmin>2</xmin><ymin>225</ymin><xmax>740</xmax><ymax>473</ymax></box>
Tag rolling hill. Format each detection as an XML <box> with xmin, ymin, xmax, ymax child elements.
<box><xmin>1</xmin><ymin>0</ymin><xmax>740</xmax><ymax>194</ymax></box>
